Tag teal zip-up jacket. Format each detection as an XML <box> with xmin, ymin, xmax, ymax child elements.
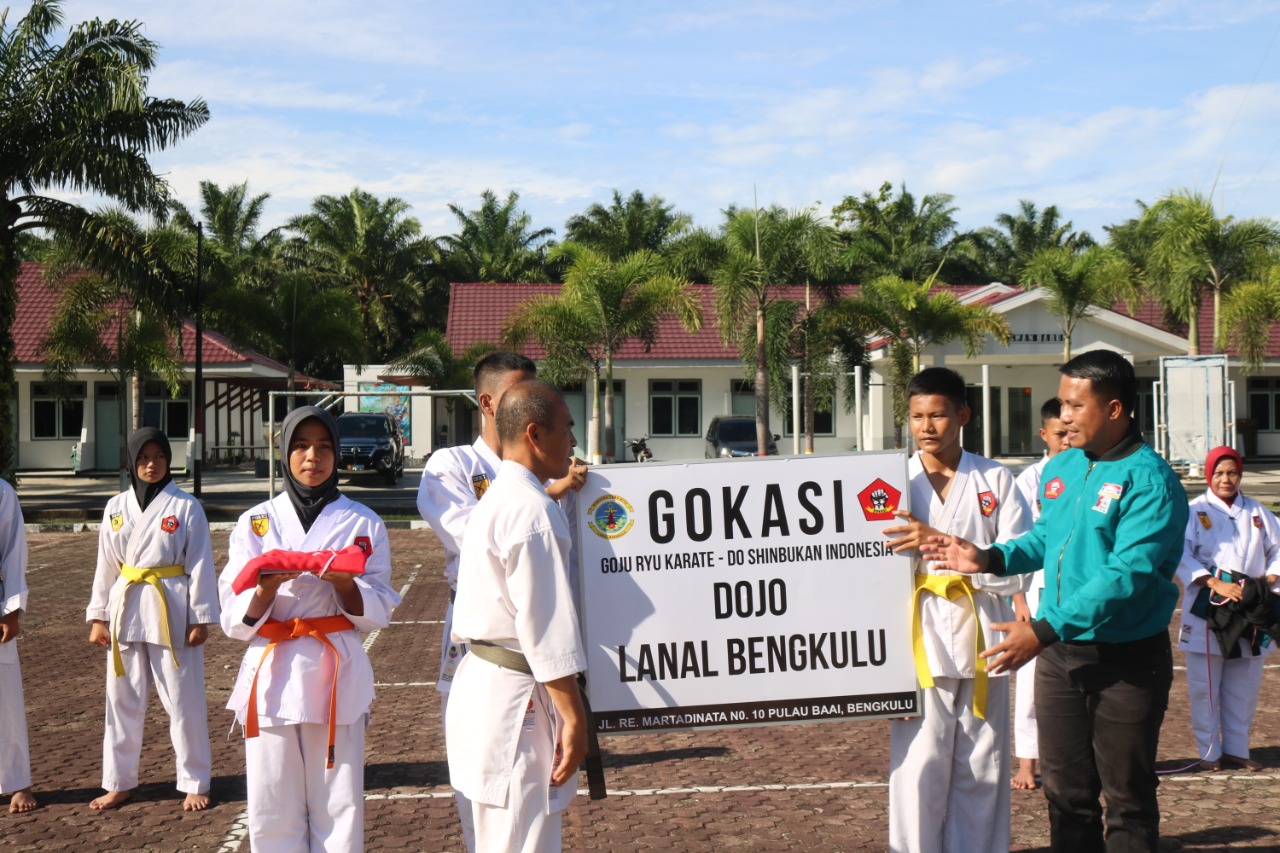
<box><xmin>987</xmin><ymin>428</ymin><xmax>1188</xmax><ymax>646</ymax></box>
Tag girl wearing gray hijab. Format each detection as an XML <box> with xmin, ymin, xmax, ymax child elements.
<box><xmin>86</xmin><ymin>426</ymin><xmax>220</xmax><ymax>811</ymax></box>
<box><xmin>218</xmin><ymin>406</ymin><xmax>401</xmax><ymax>852</ymax></box>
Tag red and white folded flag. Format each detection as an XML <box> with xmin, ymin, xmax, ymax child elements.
<box><xmin>231</xmin><ymin>545</ymin><xmax>369</xmax><ymax>594</ymax></box>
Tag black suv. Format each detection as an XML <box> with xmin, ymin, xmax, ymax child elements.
<box><xmin>704</xmin><ymin>415</ymin><xmax>779</xmax><ymax>458</ymax></box>
<box><xmin>337</xmin><ymin>412</ymin><xmax>405</xmax><ymax>485</ymax></box>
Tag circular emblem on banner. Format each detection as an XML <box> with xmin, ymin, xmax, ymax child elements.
<box><xmin>588</xmin><ymin>495</ymin><xmax>635</xmax><ymax>539</ymax></box>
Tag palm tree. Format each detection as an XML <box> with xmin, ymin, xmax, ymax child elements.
<box><xmin>564</xmin><ymin>190</ymin><xmax>692</xmax><ymax>260</ymax></box>
<box><xmin>1142</xmin><ymin>190</ymin><xmax>1280</xmax><ymax>355</ymax></box>
<box><xmin>975</xmin><ymin>200</ymin><xmax>1094</xmax><ymax>285</ymax></box>
<box><xmin>1021</xmin><ymin>245</ymin><xmax>1136</xmax><ymax>361</ymax></box>
<box><xmin>0</xmin><ymin>0</ymin><xmax>209</xmax><ymax>479</ymax></box>
<box><xmin>833</xmin><ymin>182</ymin><xmax>977</xmax><ymax>284</ymax></box>
<box><xmin>504</xmin><ymin>245</ymin><xmax>702</xmax><ymax>463</ymax></box>
<box><xmin>701</xmin><ymin>205</ymin><xmax>839</xmax><ymax>455</ymax></box>
<box><xmin>1219</xmin><ymin>262</ymin><xmax>1280</xmax><ymax>373</ymax></box>
<box><xmin>287</xmin><ymin>188</ymin><xmax>436</xmax><ymax>361</ymax></box>
<box><xmin>438</xmin><ymin>189</ymin><xmax>554</xmax><ymax>283</ymax></box>
<box><xmin>848</xmin><ymin>271</ymin><xmax>1011</xmax><ymax>442</ymax></box>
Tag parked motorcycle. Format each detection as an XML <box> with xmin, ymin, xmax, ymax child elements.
<box><xmin>623</xmin><ymin>435</ymin><xmax>653</xmax><ymax>462</ymax></box>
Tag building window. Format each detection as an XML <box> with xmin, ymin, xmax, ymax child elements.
<box><xmin>650</xmin><ymin>380</ymin><xmax>701</xmax><ymax>436</ymax></box>
<box><xmin>1248</xmin><ymin>378</ymin><xmax>1276</xmax><ymax>432</ymax></box>
<box><xmin>782</xmin><ymin>389</ymin><xmax>836</xmax><ymax>437</ymax></box>
<box><xmin>31</xmin><ymin>382</ymin><xmax>85</xmax><ymax>440</ymax></box>
<box><xmin>143</xmin><ymin>381</ymin><xmax>191</xmax><ymax>439</ymax></box>
<box><xmin>730</xmin><ymin>379</ymin><xmax>755</xmax><ymax>416</ymax></box>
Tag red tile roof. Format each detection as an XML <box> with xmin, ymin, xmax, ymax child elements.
<box><xmin>13</xmin><ymin>261</ymin><xmax>302</xmax><ymax>374</ymax></box>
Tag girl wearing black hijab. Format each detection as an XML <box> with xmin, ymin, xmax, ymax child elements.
<box><xmin>218</xmin><ymin>406</ymin><xmax>400</xmax><ymax>852</ymax></box>
<box><xmin>86</xmin><ymin>427</ymin><xmax>219</xmax><ymax>811</ymax></box>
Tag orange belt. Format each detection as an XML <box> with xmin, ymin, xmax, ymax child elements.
<box><xmin>245</xmin><ymin>615</ymin><xmax>355</xmax><ymax>769</ymax></box>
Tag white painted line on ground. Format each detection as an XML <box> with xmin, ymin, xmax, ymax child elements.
<box><xmin>388</xmin><ymin>620</ymin><xmax>444</xmax><ymax>625</ymax></box>
<box><xmin>375</xmin><ymin>681</ymin><xmax>435</xmax><ymax>687</ymax></box>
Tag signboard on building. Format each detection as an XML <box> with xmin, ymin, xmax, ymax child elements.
<box><xmin>357</xmin><ymin>381</ymin><xmax>412</xmax><ymax>445</ymax></box>
<box><xmin>576</xmin><ymin>452</ymin><xmax>918</xmax><ymax>734</ymax></box>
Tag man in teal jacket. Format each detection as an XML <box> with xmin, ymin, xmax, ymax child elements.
<box><xmin>924</xmin><ymin>350</ymin><xmax>1187</xmax><ymax>853</ymax></box>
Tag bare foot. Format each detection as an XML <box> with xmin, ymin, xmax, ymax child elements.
<box><xmin>1012</xmin><ymin>761</ymin><xmax>1039</xmax><ymax>790</ymax></box>
<box><xmin>89</xmin><ymin>790</ymin><xmax>131</xmax><ymax>810</ymax></box>
<box><xmin>1222</xmin><ymin>754</ymin><xmax>1264</xmax><ymax>772</ymax></box>
<box><xmin>1199</xmin><ymin>759</ymin><xmax>1221</xmax><ymax>772</ymax></box>
<box><xmin>8</xmin><ymin>788</ymin><xmax>37</xmax><ymax>813</ymax></box>
<box><xmin>182</xmin><ymin>792</ymin><xmax>210</xmax><ymax>812</ymax></box>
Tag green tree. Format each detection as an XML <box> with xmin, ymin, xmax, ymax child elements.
<box><xmin>287</xmin><ymin>188</ymin><xmax>436</xmax><ymax>361</ymax></box>
<box><xmin>833</xmin><ymin>182</ymin><xmax>979</xmax><ymax>284</ymax></box>
<box><xmin>564</xmin><ymin>190</ymin><xmax>692</xmax><ymax>260</ymax></box>
<box><xmin>1021</xmin><ymin>245</ymin><xmax>1136</xmax><ymax>361</ymax></box>
<box><xmin>701</xmin><ymin>206</ymin><xmax>839</xmax><ymax>455</ymax></box>
<box><xmin>848</xmin><ymin>271</ymin><xmax>1011</xmax><ymax>442</ymax></box>
<box><xmin>504</xmin><ymin>245</ymin><xmax>702</xmax><ymax>462</ymax></box>
<box><xmin>1142</xmin><ymin>190</ymin><xmax>1280</xmax><ymax>355</ymax></box>
<box><xmin>438</xmin><ymin>189</ymin><xmax>554</xmax><ymax>283</ymax></box>
<box><xmin>1218</xmin><ymin>261</ymin><xmax>1280</xmax><ymax>373</ymax></box>
<box><xmin>0</xmin><ymin>0</ymin><xmax>208</xmax><ymax>479</ymax></box>
<box><xmin>975</xmin><ymin>200</ymin><xmax>1094</xmax><ymax>285</ymax></box>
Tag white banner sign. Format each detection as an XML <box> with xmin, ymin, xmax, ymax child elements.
<box><xmin>577</xmin><ymin>451</ymin><xmax>918</xmax><ymax>734</ymax></box>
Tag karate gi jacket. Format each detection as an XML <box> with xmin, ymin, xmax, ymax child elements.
<box><xmin>1177</xmin><ymin>489</ymin><xmax>1280</xmax><ymax>658</ymax></box>
<box><xmin>1014</xmin><ymin>456</ymin><xmax>1049</xmax><ymax>612</ymax></box>
<box><xmin>220</xmin><ymin>493</ymin><xmax>400</xmax><ymax>727</ymax></box>
<box><xmin>911</xmin><ymin>450</ymin><xmax>1031</xmax><ymax>679</ymax></box>
<box><xmin>87</xmin><ymin>481</ymin><xmax>219</xmax><ymax>646</ymax></box>
<box><xmin>448</xmin><ymin>461</ymin><xmax>586</xmax><ymax>808</ymax></box>
<box><xmin>0</xmin><ymin>480</ymin><xmax>27</xmax><ymax>666</ymax></box>
<box><xmin>416</xmin><ymin>438</ymin><xmax>501</xmax><ymax>591</ymax></box>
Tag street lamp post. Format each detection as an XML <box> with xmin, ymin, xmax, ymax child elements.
<box><xmin>193</xmin><ymin>223</ymin><xmax>204</xmax><ymax>498</ymax></box>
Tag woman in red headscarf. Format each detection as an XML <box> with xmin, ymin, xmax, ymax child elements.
<box><xmin>1176</xmin><ymin>445</ymin><xmax>1280</xmax><ymax>771</ymax></box>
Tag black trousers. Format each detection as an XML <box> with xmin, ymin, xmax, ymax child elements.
<box><xmin>1035</xmin><ymin>631</ymin><xmax>1173</xmax><ymax>853</ymax></box>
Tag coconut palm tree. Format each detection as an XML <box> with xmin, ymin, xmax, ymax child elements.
<box><xmin>287</xmin><ymin>188</ymin><xmax>436</xmax><ymax>361</ymax></box>
<box><xmin>1219</xmin><ymin>262</ymin><xmax>1280</xmax><ymax>373</ymax></box>
<box><xmin>564</xmin><ymin>190</ymin><xmax>692</xmax><ymax>260</ymax></box>
<box><xmin>975</xmin><ymin>200</ymin><xmax>1094</xmax><ymax>285</ymax></box>
<box><xmin>1021</xmin><ymin>245</ymin><xmax>1136</xmax><ymax>361</ymax></box>
<box><xmin>833</xmin><ymin>182</ymin><xmax>980</xmax><ymax>284</ymax></box>
<box><xmin>503</xmin><ymin>245</ymin><xmax>702</xmax><ymax>463</ymax></box>
<box><xmin>0</xmin><ymin>0</ymin><xmax>208</xmax><ymax>479</ymax></box>
<box><xmin>1142</xmin><ymin>190</ymin><xmax>1280</xmax><ymax>355</ymax></box>
<box><xmin>438</xmin><ymin>189</ymin><xmax>554</xmax><ymax>284</ymax></box>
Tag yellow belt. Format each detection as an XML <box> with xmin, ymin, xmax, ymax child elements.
<box><xmin>113</xmin><ymin>564</ymin><xmax>185</xmax><ymax>677</ymax></box>
<box><xmin>912</xmin><ymin>572</ymin><xmax>989</xmax><ymax>720</ymax></box>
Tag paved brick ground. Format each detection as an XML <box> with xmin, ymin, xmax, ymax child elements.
<box><xmin>3</xmin><ymin>528</ymin><xmax>1280</xmax><ymax>851</ymax></box>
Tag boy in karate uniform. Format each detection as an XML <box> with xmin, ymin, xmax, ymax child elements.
<box><xmin>87</xmin><ymin>427</ymin><xmax>218</xmax><ymax>811</ymax></box>
<box><xmin>0</xmin><ymin>478</ymin><xmax>36</xmax><ymax>813</ymax></box>
<box><xmin>1011</xmin><ymin>398</ymin><xmax>1069</xmax><ymax>790</ymax></box>
<box><xmin>880</xmin><ymin>367</ymin><xmax>1030</xmax><ymax>853</ymax></box>
<box><xmin>220</xmin><ymin>406</ymin><xmax>400</xmax><ymax>852</ymax></box>
<box><xmin>446</xmin><ymin>380</ymin><xmax>587</xmax><ymax>853</ymax></box>
<box><xmin>417</xmin><ymin>352</ymin><xmax>584</xmax><ymax>852</ymax></box>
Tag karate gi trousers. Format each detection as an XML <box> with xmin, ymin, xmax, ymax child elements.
<box><xmin>0</xmin><ymin>657</ymin><xmax>31</xmax><ymax>793</ymax></box>
<box><xmin>246</xmin><ymin>719</ymin><xmax>366</xmax><ymax>853</ymax></box>
<box><xmin>102</xmin><ymin>640</ymin><xmax>211</xmax><ymax>794</ymax></box>
<box><xmin>889</xmin><ymin>675</ymin><xmax>1011</xmax><ymax>853</ymax></box>
<box><xmin>440</xmin><ymin>600</ymin><xmax>476</xmax><ymax>853</ymax></box>
<box><xmin>1184</xmin><ymin>650</ymin><xmax>1264</xmax><ymax>762</ymax></box>
<box><xmin>1014</xmin><ymin>656</ymin><xmax>1039</xmax><ymax>760</ymax></box>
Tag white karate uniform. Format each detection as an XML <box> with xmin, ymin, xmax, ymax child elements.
<box><xmin>1012</xmin><ymin>456</ymin><xmax>1049</xmax><ymax>762</ymax></box>
<box><xmin>86</xmin><ymin>481</ymin><xmax>218</xmax><ymax>795</ymax></box>
<box><xmin>1176</xmin><ymin>490</ymin><xmax>1280</xmax><ymax>762</ymax></box>
<box><xmin>418</xmin><ymin>437</ymin><xmax>502</xmax><ymax>853</ymax></box>
<box><xmin>890</xmin><ymin>450</ymin><xmax>1030</xmax><ymax>853</ymax></box>
<box><xmin>220</xmin><ymin>493</ymin><xmax>401</xmax><ymax>853</ymax></box>
<box><xmin>446</xmin><ymin>461</ymin><xmax>586</xmax><ymax>853</ymax></box>
<box><xmin>0</xmin><ymin>480</ymin><xmax>31</xmax><ymax>795</ymax></box>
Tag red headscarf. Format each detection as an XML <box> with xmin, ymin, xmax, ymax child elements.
<box><xmin>1204</xmin><ymin>446</ymin><xmax>1244</xmax><ymax>503</ymax></box>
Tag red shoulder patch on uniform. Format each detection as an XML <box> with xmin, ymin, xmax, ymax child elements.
<box><xmin>353</xmin><ymin>535</ymin><xmax>372</xmax><ymax>555</ymax></box>
<box><xmin>160</xmin><ymin>515</ymin><xmax>179</xmax><ymax>534</ymax></box>
<box><xmin>978</xmin><ymin>491</ymin><xmax>997</xmax><ymax>517</ymax></box>
<box><xmin>1044</xmin><ymin>478</ymin><xmax>1065</xmax><ymax>500</ymax></box>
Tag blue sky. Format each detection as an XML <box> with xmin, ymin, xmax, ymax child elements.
<box><xmin>56</xmin><ymin>0</ymin><xmax>1280</xmax><ymax>243</ymax></box>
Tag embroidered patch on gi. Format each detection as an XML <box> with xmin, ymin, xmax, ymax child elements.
<box><xmin>1197</xmin><ymin>511</ymin><xmax>1212</xmax><ymax>529</ymax></box>
<box><xmin>977</xmin><ymin>491</ymin><xmax>997</xmax><ymax>517</ymax></box>
<box><xmin>250</xmin><ymin>514</ymin><xmax>269</xmax><ymax>536</ymax></box>
<box><xmin>110</xmin><ymin>512</ymin><xmax>124</xmax><ymax>532</ymax></box>
<box><xmin>353</xmin><ymin>535</ymin><xmax>372</xmax><ymax>555</ymax></box>
<box><xmin>1092</xmin><ymin>483</ymin><xmax>1123</xmax><ymax>515</ymax></box>
<box><xmin>472</xmin><ymin>474</ymin><xmax>490</xmax><ymax>499</ymax></box>
<box><xmin>160</xmin><ymin>515</ymin><xmax>180</xmax><ymax>534</ymax></box>
<box><xmin>1255</xmin><ymin>514</ymin><xmax>1264</xmax><ymax>530</ymax></box>
<box><xmin>858</xmin><ymin>478</ymin><xmax>901</xmax><ymax>521</ymax></box>
<box><xmin>1044</xmin><ymin>478</ymin><xmax>1064</xmax><ymax>500</ymax></box>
